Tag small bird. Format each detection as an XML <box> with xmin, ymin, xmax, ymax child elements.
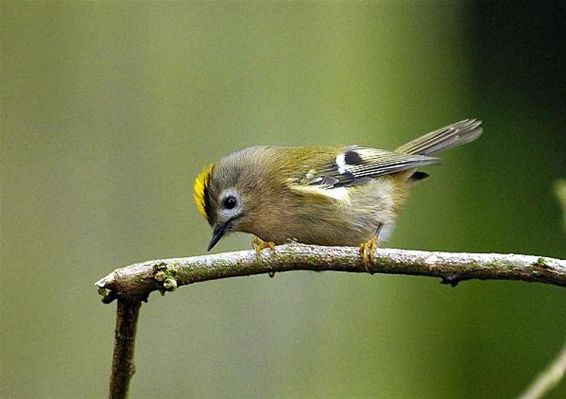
<box><xmin>193</xmin><ymin>119</ymin><xmax>482</xmax><ymax>257</ymax></box>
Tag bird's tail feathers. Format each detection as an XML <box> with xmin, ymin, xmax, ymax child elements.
<box><xmin>396</xmin><ymin>119</ymin><xmax>482</xmax><ymax>156</ymax></box>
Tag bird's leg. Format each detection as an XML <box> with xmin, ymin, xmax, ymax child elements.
<box><xmin>252</xmin><ymin>236</ymin><xmax>277</xmax><ymax>277</ymax></box>
<box><xmin>252</xmin><ymin>236</ymin><xmax>276</xmax><ymax>254</ymax></box>
<box><xmin>359</xmin><ymin>224</ymin><xmax>383</xmax><ymax>274</ymax></box>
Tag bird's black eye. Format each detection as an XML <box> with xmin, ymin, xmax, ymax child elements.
<box><xmin>223</xmin><ymin>195</ymin><xmax>237</xmax><ymax>209</ymax></box>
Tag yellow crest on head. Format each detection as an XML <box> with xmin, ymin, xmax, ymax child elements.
<box><xmin>193</xmin><ymin>164</ymin><xmax>214</xmax><ymax>219</ymax></box>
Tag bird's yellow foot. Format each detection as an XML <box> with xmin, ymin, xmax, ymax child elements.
<box><xmin>359</xmin><ymin>236</ymin><xmax>378</xmax><ymax>274</ymax></box>
<box><xmin>252</xmin><ymin>237</ymin><xmax>277</xmax><ymax>277</ymax></box>
<box><xmin>252</xmin><ymin>236</ymin><xmax>276</xmax><ymax>254</ymax></box>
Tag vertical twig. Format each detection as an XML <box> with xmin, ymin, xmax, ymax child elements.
<box><xmin>109</xmin><ymin>299</ymin><xmax>142</xmax><ymax>399</ymax></box>
<box><xmin>519</xmin><ymin>343</ymin><xmax>566</xmax><ymax>399</ymax></box>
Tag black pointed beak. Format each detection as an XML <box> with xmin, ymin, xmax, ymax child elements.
<box><xmin>208</xmin><ymin>222</ymin><xmax>228</xmax><ymax>251</ymax></box>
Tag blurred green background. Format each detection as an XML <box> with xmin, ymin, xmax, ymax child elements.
<box><xmin>2</xmin><ymin>1</ymin><xmax>566</xmax><ymax>398</ymax></box>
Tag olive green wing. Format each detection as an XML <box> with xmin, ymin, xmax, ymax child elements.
<box><xmin>298</xmin><ymin>146</ymin><xmax>439</xmax><ymax>189</ymax></box>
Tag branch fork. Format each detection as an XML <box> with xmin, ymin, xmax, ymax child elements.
<box><xmin>97</xmin><ymin>245</ymin><xmax>566</xmax><ymax>399</ymax></box>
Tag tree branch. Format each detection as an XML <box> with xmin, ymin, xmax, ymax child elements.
<box><xmin>97</xmin><ymin>245</ymin><xmax>566</xmax><ymax>398</ymax></box>
<box><xmin>519</xmin><ymin>342</ymin><xmax>566</xmax><ymax>399</ymax></box>
<box><xmin>109</xmin><ymin>299</ymin><xmax>141</xmax><ymax>399</ymax></box>
<box><xmin>96</xmin><ymin>245</ymin><xmax>566</xmax><ymax>303</ymax></box>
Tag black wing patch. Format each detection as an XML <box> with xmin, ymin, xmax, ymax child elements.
<box><xmin>343</xmin><ymin>150</ymin><xmax>363</xmax><ymax>165</ymax></box>
<box><xmin>303</xmin><ymin>146</ymin><xmax>439</xmax><ymax>189</ymax></box>
<box><xmin>410</xmin><ymin>171</ymin><xmax>430</xmax><ymax>182</ymax></box>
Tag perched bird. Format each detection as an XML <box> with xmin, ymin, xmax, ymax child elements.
<box><xmin>193</xmin><ymin>119</ymin><xmax>482</xmax><ymax>257</ymax></box>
